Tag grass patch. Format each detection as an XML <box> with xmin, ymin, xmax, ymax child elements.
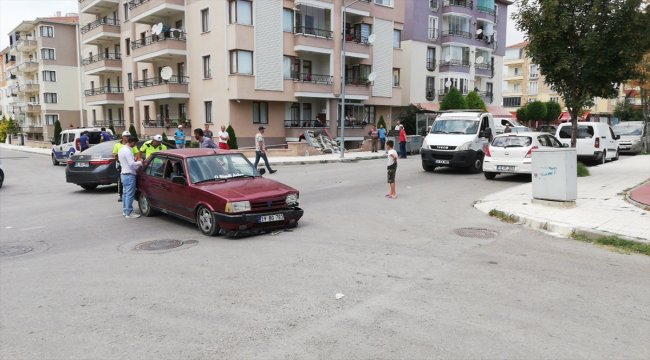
<box><xmin>488</xmin><ymin>209</ymin><xmax>519</xmax><ymax>223</ymax></box>
<box><xmin>571</xmin><ymin>232</ymin><xmax>650</xmax><ymax>256</ymax></box>
<box><xmin>577</xmin><ymin>161</ymin><xmax>590</xmax><ymax>177</ymax></box>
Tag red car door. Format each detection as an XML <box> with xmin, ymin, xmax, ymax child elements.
<box><xmin>143</xmin><ymin>156</ymin><xmax>168</xmax><ymax>209</ymax></box>
<box><xmin>162</xmin><ymin>157</ymin><xmax>195</xmax><ymax>219</ymax></box>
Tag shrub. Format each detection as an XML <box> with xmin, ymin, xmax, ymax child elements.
<box><xmin>226</xmin><ymin>125</ymin><xmax>238</xmax><ymax>149</ymax></box>
<box><xmin>526</xmin><ymin>101</ymin><xmax>548</xmax><ymax>122</ymax></box>
<box><xmin>377</xmin><ymin>115</ymin><xmax>386</xmax><ymax>129</ymax></box>
<box><xmin>53</xmin><ymin>120</ymin><xmax>62</xmax><ymax>145</ymax></box>
<box><xmin>465</xmin><ymin>91</ymin><xmax>487</xmax><ymax>111</ymax></box>
<box><xmin>544</xmin><ymin>101</ymin><xmax>562</xmax><ymax>124</ymax></box>
<box><xmin>516</xmin><ymin>106</ymin><xmax>528</xmax><ymax>123</ymax></box>
<box><xmin>440</xmin><ymin>87</ymin><xmax>467</xmax><ymax>110</ymax></box>
<box><xmin>577</xmin><ymin>162</ymin><xmax>590</xmax><ymax>177</ymax></box>
<box><xmin>128</xmin><ymin>124</ymin><xmax>138</xmax><ymax>138</ymax></box>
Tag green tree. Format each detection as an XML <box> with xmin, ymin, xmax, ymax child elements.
<box><xmin>544</xmin><ymin>101</ymin><xmax>562</xmax><ymax>124</ymax></box>
<box><xmin>226</xmin><ymin>125</ymin><xmax>238</xmax><ymax>149</ymax></box>
<box><xmin>53</xmin><ymin>119</ymin><xmax>62</xmax><ymax>144</ymax></box>
<box><xmin>514</xmin><ymin>0</ymin><xmax>650</xmax><ymax>146</ymax></box>
<box><xmin>439</xmin><ymin>87</ymin><xmax>467</xmax><ymax>110</ymax></box>
<box><xmin>0</xmin><ymin>118</ymin><xmax>20</xmax><ymax>143</ymax></box>
<box><xmin>397</xmin><ymin>104</ymin><xmax>419</xmax><ymax>134</ymax></box>
<box><xmin>128</xmin><ymin>124</ymin><xmax>138</xmax><ymax>138</ymax></box>
<box><xmin>526</xmin><ymin>101</ymin><xmax>548</xmax><ymax>125</ymax></box>
<box><xmin>377</xmin><ymin>115</ymin><xmax>386</xmax><ymax>130</ymax></box>
<box><xmin>516</xmin><ymin>106</ymin><xmax>528</xmax><ymax>123</ymax></box>
<box><xmin>614</xmin><ymin>101</ymin><xmax>644</xmax><ymax>121</ymax></box>
<box><xmin>465</xmin><ymin>91</ymin><xmax>487</xmax><ymax>111</ymax></box>
<box><xmin>108</xmin><ymin>124</ymin><xmax>116</xmax><ymax>138</ymax></box>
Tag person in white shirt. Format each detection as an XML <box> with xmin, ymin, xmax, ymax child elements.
<box><xmin>394</xmin><ymin>121</ymin><xmax>401</xmax><ymax>131</ymax></box>
<box><xmin>217</xmin><ymin>125</ymin><xmax>230</xmax><ymax>150</ymax></box>
<box><xmin>385</xmin><ymin>140</ymin><xmax>398</xmax><ymax>199</ymax></box>
<box><xmin>118</xmin><ymin>136</ymin><xmax>143</xmax><ymax>218</ymax></box>
<box><xmin>253</xmin><ymin>126</ymin><xmax>277</xmax><ymax>174</ymax></box>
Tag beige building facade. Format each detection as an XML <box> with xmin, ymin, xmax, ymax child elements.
<box><xmin>79</xmin><ymin>0</ymin><xmax>404</xmax><ymax>147</ymax></box>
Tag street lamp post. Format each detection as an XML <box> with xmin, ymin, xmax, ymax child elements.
<box><xmin>340</xmin><ymin>0</ymin><xmax>362</xmax><ymax>159</ymax></box>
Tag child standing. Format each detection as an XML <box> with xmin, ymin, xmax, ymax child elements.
<box><xmin>386</xmin><ymin>140</ymin><xmax>398</xmax><ymax>199</ymax></box>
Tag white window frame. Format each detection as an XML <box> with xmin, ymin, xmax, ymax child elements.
<box><xmin>229</xmin><ymin>0</ymin><xmax>253</xmax><ymax>25</ymax></box>
<box><xmin>202</xmin><ymin>55</ymin><xmax>211</xmax><ymax>79</ymax></box>
<box><xmin>44</xmin><ymin>113</ymin><xmax>59</xmax><ymax>125</ymax></box>
<box><xmin>374</xmin><ymin>0</ymin><xmax>394</xmax><ymax>8</ymax></box>
<box><xmin>204</xmin><ymin>101</ymin><xmax>213</xmax><ymax>123</ymax></box>
<box><xmin>201</xmin><ymin>8</ymin><xmax>210</xmax><ymax>33</ymax></box>
<box><xmin>428</xmin><ymin>16</ymin><xmax>438</xmax><ymax>40</ymax></box>
<box><xmin>529</xmin><ymin>81</ymin><xmax>539</xmax><ymax>95</ymax></box>
<box><xmin>42</xmin><ymin>70</ymin><xmax>56</xmax><ymax>82</ymax></box>
<box><xmin>44</xmin><ymin>93</ymin><xmax>58</xmax><ymax>104</ymax></box>
<box><xmin>393</xmin><ymin>29</ymin><xmax>401</xmax><ymax>49</ymax></box>
<box><xmin>252</xmin><ymin>102</ymin><xmax>268</xmax><ymax>124</ymax></box>
<box><xmin>392</xmin><ymin>68</ymin><xmax>400</xmax><ymax>87</ymax></box>
<box><xmin>429</xmin><ymin>0</ymin><xmax>439</xmax><ymax>11</ymax></box>
<box><xmin>229</xmin><ymin>49</ymin><xmax>253</xmax><ymax>75</ymax></box>
<box><xmin>40</xmin><ymin>48</ymin><xmax>55</xmax><ymax>60</ymax></box>
<box><xmin>39</xmin><ymin>25</ymin><xmax>54</xmax><ymax>38</ymax></box>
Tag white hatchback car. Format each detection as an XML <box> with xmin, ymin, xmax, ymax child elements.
<box><xmin>483</xmin><ymin>132</ymin><xmax>566</xmax><ymax>179</ymax></box>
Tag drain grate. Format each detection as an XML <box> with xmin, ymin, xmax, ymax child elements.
<box><xmin>134</xmin><ymin>240</ymin><xmax>184</xmax><ymax>251</ymax></box>
<box><xmin>0</xmin><ymin>245</ymin><xmax>33</xmax><ymax>257</ymax></box>
<box><xmin>454</xmin><ymin>228</ymin><xmax>498</xmax><ymax>239</ymax></box>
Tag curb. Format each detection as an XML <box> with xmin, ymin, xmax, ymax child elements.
<box><xmin>0</xmin><ymin>144</ymin><xmax>51</xmax><ymax>156</ymax></box>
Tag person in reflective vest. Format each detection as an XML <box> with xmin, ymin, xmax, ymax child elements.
<box><xmin>139</xmin><ymin>134</ymin><xmax>168</xmax><ymax>159</ymax></box>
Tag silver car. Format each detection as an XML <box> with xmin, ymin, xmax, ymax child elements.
<box><xmin>613</xmin><ymin>121</ymin><xmax>649</xmax><ymax>154</ymax></box>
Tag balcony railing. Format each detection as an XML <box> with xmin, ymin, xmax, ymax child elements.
<box><xmin>284</xmin><ymin>120</ymin><xmax>329</xmax><ymax>128</ymax></box>
<box><xmin>530</xmin><ymin>73</ymin><xmax>539</xmax><ymax>79</ymax></box>
<box><xmin>84</xmin><ymin>86</ymin><xmax>124</xmax><ymax>96</ymax></box>
<box><xmin>142</xmin><ymin>118</ymin><xmax>191</xmax><ymax>128</ymax></box>
<box><xmin>293</xmin><ymin>73</ymin><xmax>334</xmax><ymax>84</ymax></box>
<box><xmin>128</xmin><ymin>0</ymin><xmax>150</xmax><ymax>10</ymax></box>
<box><xmin>82</xmin><ymin>52</ymin><xmax>122</xmax><ymax>65</ymax></box>
<box><xmin>475</xmin><ymin>62</ymin><xmax>491</xmax><ymax>70</ymax></box>
<box><xmin>428</xmin><ymin>29</ymin><xmax>438</xmax><ymax>41</ymax></box>
<box><xmin>439</xmin><ymin>59</ymin><xmax>470</xmax><ymax>67</ymax></box>
<box><xmin>345</xmin><ymin>78</ymin><xmax>369</xmax><ymax>85</ymax></box>
<box><xmin>441</xmin><ymin>29</ymin><xmax>472</xmax><ymax>39</ymax></box>
<box><xmin>80</xmin><ymin>17</ymin><xmax>120</xmax><ymax>34</ymax></box>
<box><xmin>345</xmin><ymin>33</ymin><xmax>370</xmax><ymax>45</ymax></box>
<box><xmin>426</xmin><ymin>60</ymin><xmax>436</xmax><ymax>71</ymax></box>
<box><xmin>131</xmin><ymin>31</ymin><xmax>186</xmax><ymax>49</ymax></box>
<box><xmin>133</xmin><ymin>76</ymin><xmax>189</xmax><ymax>88</ymax></box>
<box><xmin>442</xmin><ymin>0</ymin><xmax>472</xmax><ymax>9</ymax></box>
<box><xmin>439</xmin><ymin>89</ymin><xmax>469</xmax><ymax>96</ymax></box>
<box><xmin>479</xmin><ymin>91</ymin><xmax>494</xmax><ymax>104</ymax></box>
<box><xmin>425</xmin><ymin>88</ymin><xmax>435</xmax><ymax>101</ymax></box>
<box><xmin>93</xmin><ymin>119</ymin><xmax>125</xmax><ymax>127</ymax></box>
<box><xmin>477</xmin><ymin>5</ymin><xmax>496</xmax><ymax>15</ymax></box>
<box><xmin>294</xmin><ymin>26</ymin><xmax>333</xmax><ymax>39</ymax></box>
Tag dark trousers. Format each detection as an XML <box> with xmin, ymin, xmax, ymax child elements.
<box><xmin>117</xmin><ymin>175</ymin><xmax>123</xmax><ymax>198</ymax></box>
<box><xmin>380</xmin><ymin>138</ymin><xmax>386</xmax><ymax>150</ymax></box>
<box><xmin>371</xmin><ymin>138</ymin><xmax>378</xmax><ymax>152</ymax></box>
<box><xmin>399</xmin><ymin>141</ymin><xmax>407</xmax><ymax>158</ymax></box>
<box><xmin>254</xmin><ymin>151</ymin><xmax>273</xmax><ymax>171</ymax></box>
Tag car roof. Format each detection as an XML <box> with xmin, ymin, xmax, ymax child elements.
<box><xmin>494</xmin><ymin>131</ymin><xmax>550</xmax><ymax>138</ymax></box>
<box><xmin>154</xmin><ymin>148</ymin><xmax>241</xmax><ymax>159</ymax></box>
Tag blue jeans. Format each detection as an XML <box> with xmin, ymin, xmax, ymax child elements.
<box><xmin>176</xmin><ymin>141</ymin><xmax>185</xmax><ymax>149</ymax></box>
<box><xmin>399</xmin><ymin>141</ymin><xmax>407</xmax><ymax>158</ymax></box>
<box><xmin>121</xmin><ymin>174</ymin><xmax>136</xmax><ymax>215</ymax></box>
<box><xmin>254</xmin><ymin>151</ymin><xmax>273</xmax><ymax>171</ymax></box>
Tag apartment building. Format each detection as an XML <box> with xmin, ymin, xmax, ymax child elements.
<box><xmin>3</xmin><ymin>15</ymin><xmax>83</xmax><ymax>141</ymax></box>
<box><xmin>400</xmin><ymin>0</ymin><xmax>511</xmax><ymax>113</ymax></box>
<box><xmin>79</xmin><ymin>0</ymin><xmax>404</xmax><ymax>147</ymax></box>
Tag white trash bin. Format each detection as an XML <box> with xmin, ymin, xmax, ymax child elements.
<box><xmin>531</xmin><ymin>147</ymin><xmax>577</xmax><ymax>202</ymax></box>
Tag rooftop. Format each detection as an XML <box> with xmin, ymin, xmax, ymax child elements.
<box><xmin>506</xmin><ymin>41</ymin><xmax>529</xmax><ymax>49</ymax></box>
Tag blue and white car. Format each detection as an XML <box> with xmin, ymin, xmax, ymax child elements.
<box><xmin>51</xmin><ymin>128</ymin><xmax>112</xmax><ymax>165</ymax></box>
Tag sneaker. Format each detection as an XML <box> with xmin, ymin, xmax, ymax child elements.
<box><xmin>270</xmin><ymin>170</ymin><xmax>277</xmax><ymax>174</ymax></box>
<box><xmin>125</xmin><ymin>213</ymin><xmax>141</xmax><ymax>219</ymax></box>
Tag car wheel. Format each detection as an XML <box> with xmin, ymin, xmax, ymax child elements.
<box><xmin>484</xmin><ymin>172</ymin><xmax>497</xmax><ymax>180</ymax></box>
<box><xmin>138</xmin><ymin>193</ymin><xmax>158</xmax><ymax>217</ymax></box>
<box><xmin>613</xmin><ymin>149</ymin><xmax>619</xmax><ymax>161</ymax></box>
<box><xmin>471</xmin><ymin>153</ymin><xmax>484</xmax><ymax>173</ymax></box>
<box><xmin>601</xmin><ymin>150</ymin><xmax>607</xmax><ymax>165</ymax></box>
<box><xmin>80</xmin><ymin>184</ymin><xmax>98</xmax><ymax>191</ymax></box>
<box><xmin>51</xmin><ymin>154</ymin><xmax>59</xmax><ymax>166</ymax></box>
<box><xmin>196</xmin><ymin>205</ymin><xmax>220</xmax><ymax>236</ymax></box>
<box><xmin>422</xmin><ymin>161</ymin><xmax>436</xmax><ymax>172</ymax></box>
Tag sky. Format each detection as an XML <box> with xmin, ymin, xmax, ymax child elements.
<box><xmin>0</xmin><ymin>0</ymin><xmax>526</xmax><ymax>49</ymax></box>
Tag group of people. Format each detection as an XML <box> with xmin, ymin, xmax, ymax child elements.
<box><xmin>174</xmin><ymin>124</ymin><xmax>231</xmax><ymax>149</ymax></box>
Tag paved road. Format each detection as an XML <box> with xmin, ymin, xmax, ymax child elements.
<box><xmin>1</xmin><ymin>148</ymin><xmax>648</xmax><ymax>359</ymax></box>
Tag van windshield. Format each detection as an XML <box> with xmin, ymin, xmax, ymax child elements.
<box><xmin>558</xmin><ymin>125</ymin><xmax>594</xmax><ymax>139</ymax></box>
<box><xmin>431</xmin><ymin>119</ymin><xmax>479</xmax><ymax>135</ymax></box>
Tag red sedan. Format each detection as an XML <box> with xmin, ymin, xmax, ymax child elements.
<box><xmin>136</xmin><ymin>149</ymin><xmax>303</xmax><ymax>236</ymax></box>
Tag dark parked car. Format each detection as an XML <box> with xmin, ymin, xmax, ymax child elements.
<box><xmin>136</xmin><ymin>149</ymin><xmax>303</xmax><ymax>236</ymax></box>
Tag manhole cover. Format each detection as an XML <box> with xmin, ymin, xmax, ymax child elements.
<box><xmin>0</xmin><ymin>245</ymin><xmax>33</xmax><ymax>257</ymax></box>
<box><xmin>454</xmin><ymin>228</ymin><xmax>498</xmax><ymax>239</ymax></box>
<box><xmin>134</xmin><ymin>240</ymin><xmax>184</xmax><ymax>251</ymax></box>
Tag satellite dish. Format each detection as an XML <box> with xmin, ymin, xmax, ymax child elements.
<box><xmin>160</xmin><ymin>66</ymin><xmax>173</xmax><ymax>81</ymax></box>
<box><xmin>151</xmin><ymin>24</ymin><xmax>160</xmax><ymax>34</ymax></box>
<box><xmin>367</xmin><ymin>34</ymin><xmax>376</xmax><ymax>44</ymax></box>
<box><xmin>367</xmin><ymin>72</ymin><xmax>377</xmax><ymax>82</ymax></box>
<box><xmin>154</xmin><ymin>22</ymin><xmax>163</xmax><ymax>35</ymax></box>
<box><xmin>445</xmin><ymin>80</ymin><xmax>452</xmax><ymax>87</ymax></box>
<box><xmin>476</xmin><ymin>56</ymin><xmax>484</xmax><ymax>64</ymax></box>
<box><xmin>476</xmin><ymin>29</ymin><xmax>483</xmax><ymax>35</ymax></box>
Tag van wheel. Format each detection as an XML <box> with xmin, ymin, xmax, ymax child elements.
<box><xmin>196</xmin><ymin>205</ymin><xmax>220</xmax><ymax>236</ymax></box>
<box><xmin>422</xmin><ymin>162</ymin><xmax>436</xmax><ymax>172</ymax></box>
<box><xmin>484</xmin><ymin>172</ymin><xmax>497</xmax><ymax>180</ymax></box>
<box><xmin>471</xmin><ymin>153</ymin><xmax>484</xmax><ymax>173</ymax></box>
<box><xmin>601</xmin><ymin>150</ymin><xmax>607</xmax><ymax>165</ymax></box>
<box><xmin>51</xmin><ymin>155</ymin><xmax>59</xmax><ymax>166</ymax></box>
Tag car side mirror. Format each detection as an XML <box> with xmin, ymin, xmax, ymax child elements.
<box><xmin>563</xmin><ymin>143</ymin><xmax>569</xmax><ymax>147</ymax></box>
<box><xmin>258</xmin><ymin>168</ymin><xmax>266</xmax><ymax>175</ymax></box>
<box><xmin>615</xmin><ymin>135</ymin><xmax>620</xmax><ymax>140</ymax></box>
<box><xmin>171</xmin><ymin>175</ymin><xmax>186</xmax><ymax>185</ymax></box>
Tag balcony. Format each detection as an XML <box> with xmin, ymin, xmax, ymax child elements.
<box><xmin>80</xmin><ymin>18</ymin><xmax>121</xmax><ymax>45</ymax></box>
<box><xmin>92</xmin><ymin>119</ymin><xmax>125</xmax><ymax>127</ymax></box>
<box><xmin>128</xmin><ymin>0</ymin><xmax>185</xmax><ymax>25</ymax></box>
<box><xmin>442</xmin><ymin>0</ymin><xmax>473</xmax><ymax>9</ymax></box>
<box><xmin>441</xmin><ymin>29</ymin><xmax>472</xmax><ymax>39</ymax></box>
<box><xmin>142</xmin><ymin>118</ymin><xmax>190</xmax><ymax>129</ymax></box>
<box><xmin>293</xmin><ymin>73</ymin><xmax>334</xmax><ymax>96</ymax></box>
<box><xmin>17</xmin><ymin>61</ymin><xmax>39</xmax><ymax>73</ymax></box>
<box><xmin>503</xmin><ymin>72</ymin><xmax>523</xmax><ymax>81</ymax></box>
<box><xmin>438</xmin><ymin>59</ymin><xmax>470</xmax><ymax>73</ymax></box>
<box><xmin>474</xmin><ymin>62</ymin><xmax>493</xmax><ymax>77</ymax></box>
<box><xmin>17</xmin><ymin>80</ymin><xmax>40</xmax><ymax>94</ymax></box>
<box><xmin>344</xmin><ymin>33</ymin><xmax>372</xmax><ymax>56</ymax></box>
<box><xmin>79</xmin><ymin>0</ymin><xmax>120</xmax><ymax>15</ymax></box>
<box><xmin>284</xmin><ymin>119</ymin><xmax>329</xmax><ymax>128</ymax></box>
<box><xmin>84</xmin><ymin>86</ymin><xmax>125</xmax><ymax>105</ymax></box>
<box><xmin>23</xmin><ymin>124</ymin><xmax>44</xmax><ymax>134</ymax></box>
<box><xmin>344</xmin><ymin>78</ymin><xmax>371</xmax><ymax>99</ymax></box>
<box><xmin>132</xmin><ymin>32</ymin><xmax>187</xmax><ymax>63</ymax></box>
<box><xmin>530</xmin><ymin>73</ymin><xmax>540</xmax><ymax>80</ymax></box>
<box><xmin>16</xmin><ymin>38</ymin><xmax>37</xmax><ymax>52</ymax></box>
<box><xmin>22</xmin><ymin>102</ymin><xmax>41</xmax><ymax>114</ymax></box>
<box><xmin>426</xmin><ymin>59</ymin><xmax>436</xmax><ymax>71</ymax></box>
<box><xmin>133</xmin><ymin>76</ymin><xmax>189</xmax><ymax>101</ymax></box>
<box><xmin>294</xmin><ymin>26</ymin><xmax>334</xmax><ymax>52</ymax></box>
<box><xmin>82</xmin><ymin>53</ymin><xmax>122</xmax><ymax>75</ymax></box>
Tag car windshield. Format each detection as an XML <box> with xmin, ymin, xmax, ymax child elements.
<box><xmin>492</xmin><ymin>136</ymin><xmax>532</xmax><ymax>147</ymax></box>
<box><xmin>558</xmin><ymin>125</ymin><xmax>594</xmax><ymax>139</ymax></box>
<box><xmin>613</xmin><ymin>124</ymin><xmax>642</xmax><ymax>136</ymax></box>
<box><xmin>431</xmin><ymin>119</ymin><xmax>479</xmax><ymax>134</ymax></box>
<box><xmin>187</xmin><ymin>153</ymin><xmax>258</xmax><ymax>184</ymax></box>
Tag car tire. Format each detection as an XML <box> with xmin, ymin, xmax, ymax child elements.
<box><xmin>470</xmin><ymin>153</ymin><xmax>484</xmax><ymax>173</ymax></box>
<box><xmin>138</xmin><ymin>193</ymin><xmax>158</xmax><ymax>217</ymax></box>
<box><xmin>601</xmin><ymin>150</ymin><xmax>607</xmax><ymax>165</ymax></box>
<box><xmin>422</xmin><ymin>161</ymin><xmax>436</xmax><ymax>172</ymax></box>
<box><xmin>51</xmin><ymin>154</ymin><xmax>59</xmax><ymax>166</ymax></box>
<box><xmin>80</xmin><ymin>184</ymin><xmax>98</xmax><ymax>191</ymax></box>
<box><xmin>613</xmin><ymin>149</ymin><xmax>619</xmax><ymax>161</ymax></box>
<box><xmin>484</xmin><ymin>172</ymin><xmax>497</xmax><ymax>180</ymax></box>
<box><xmin>196</xmin><ymin>205</ymin><xmax>220</xmax><ymax>236</ymax></box>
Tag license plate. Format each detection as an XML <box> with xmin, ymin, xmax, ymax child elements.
<box><xmin>435</xmin><ymin>159</ymin><xmax>450</xmax><ymax>165</ymax></box>
<box><xmin>75</xmin><ymin>162</ymin><xmax>89</xmax><ymax>168</ymax></box>
<box><xmin>259</xmin><ymin>214</ymin><xmax>284</xmax><ymax>223</ymax></box>
<box><xmin>497</xmin><ymin>165</ymin><xmax>515</xmax><ymax>172</ymax></box>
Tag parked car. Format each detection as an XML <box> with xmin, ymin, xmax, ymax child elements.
<box><xmin>136</xmin><ymin>149</ymin><xmax>304</xmax><ymax>236</ymax></box>
<box><xmin>0</xmin><ymin>160</ymin><xmax>4</xmax><ymax>188</ymax></box>
<box><xmin>483</xmin><ymin>132</ymin><xmax>566</xmax><ymax>179</ymax></box>
<box><xmin>612</xmin><ymin>121</ymin><xmax>649</xmax><ymax>154</ymax></box>
<box><xmin>537</xmin><ymin>124</ymin><xmax>557</xmax><ymax>134</ymax></box>
<box><xmin>494</xmin><ymin>117</ymin><xmax>521</xmax><ymax>134</ymax></box>
<box><xmin>555</xmin><ymin>122</ymin><xmax>620</xmax><ymax>164</ymax></box>
<box><xmin>52</xmin><ymin>128</ymin><xmax>113</xmax><ymax>165</ymax></box>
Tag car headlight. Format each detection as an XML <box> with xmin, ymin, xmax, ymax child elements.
<box><xmin>225</xmin><ymin>201</ymin><xmax>251</xmax><ymax>213</ymax></box>
<box><xmin>457</xmin><ymin>141</ymin><xmax>472</xmax><ymax>151</ymax></box>
<box><xmin>286</xmin><ymin>193</ymin><xmax>299</xmax><ymax>206</ymax></box>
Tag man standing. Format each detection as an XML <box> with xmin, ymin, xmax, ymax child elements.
<box><xmin>394</xmin><ymin>121</ymin><xmax>401</xmax><ymax>131</ymax></box>
<box><xmin>369</xmin><ymin>124</ymin><xmax>379</xmax><ymax>153</ymax></box>
<box><xmin>204</xmin><ymin>124</ymin><xmax>214</xmax><ymax>140</ymax></box>
<box><xmin>399</xmin><ymin>125</ymin><xmax>407</xmax><ymax>159</ymax></box>
<box><xmin>139</xmin><ymin>134</ymin><xmax>167</xmax><ymax>159</ymax></box>
<box><xmin>217</xmin><ymin>125</ymin><xmax>230</xmax><ymax>150</ymax></box>
<box><xmin>378</xmin><ymin>124</ymin><xmax>387</xmax><ymax>151</ymax></box>
<box><xmin>79</xmin><ymin>131</ymin><xmax>90</xmax><ymax>152</ymax></box>
<box><xmin>118</xmin><ymin>136</ymin><xmax>143</xmax><ymax>218</ymax></box>
<box><xmin>113</xmin><ymin>131</ymin><xmax>138</xmax><ymax>202</ymax></box>
<box><xmin>194</xmin><ymin>128</ymin><xmax>218</xmax><ymax>148</ymax></box>
<box><xmin>175</xmin><ymin>125</ymin><xmax>185</xmax><ymax>149</ymax></box>
<box><xmin>100</xmin><ymin>127</ymin><xmax>112</xmax><ymax>142</ymax></box>
<box><xmin>253</xmin><ymin>126</ymin><xmax>277</xmax><ymax>174</ymax></box>
<box><xmin>386</xmin><ymin>140</ymin><xmax>398</xmax><ymax>199</ymax></box>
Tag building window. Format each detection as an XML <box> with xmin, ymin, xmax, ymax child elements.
<box><xmin>430</xmin><ymin>0</ymin><xmax>439</xmax><ymax>11</ymax></box>
<box><xmin>202</xmin><ymin>55</ymin><xmax>211</xmax><ymax>79</ymax></box>
<box><xmin>529</xmin><ymin>64</ymin><xmax>539</xmax><ymax>78</ymax></box>
<box><xmin>428</xmin><ymin>16</ymin><xmax>438</xmax><ymax>40</ymax></box>
<box><xmin>426</xmin><ymin>47</ymin><xmax>436</xmax><ymax>71</ymax></box>
<box><xmin>375</xmin><ymin>0</ymin><xmax>394</xmax><ymax>7</ymax></box>
<box><xmin>393</xmin><ymin>29</ymin><xmax>401</xmax><ymax>49</ymax></box>
<box><xmin>44</xmin><ymin>114</ymin><xmax>59</xmax><ymax>125</ymax></box>
<box><xmin>44</xmin><ymin>93</ymin><xmax>57</xmax><ymax>104</ymax></box>
<box><xmin>127</xmin><ymin>73</ymin><xmax>132</xmax><ymax>90</ymax></box>
<box><xmin>41</xmin><ymin>48</ymin><xmax>55</xmax><ymax>60</ymax></box>
<box><xmin>283</xmin><ymin>8</ymin><xmax>294</xmax><ymax>32</ymax></box>
<box><xmin>503</xmin><ymin>97</ymin><xmax>522</xmax><ymax>107</ymax></box>
<box><xmin>529</xmin><ymin>81</ymin><xmax>538</xmax><ymax>95</ymax></box>
<box><xmin>229</xmin><ymin>50</ymin><xmax>253</xmax><ymax>75</ymax></box>
<box><xmin>201</xmin><ymin>8</ymin><xmax>210</xmax><ymax>32</ymax></box>
<box><xmin>204</xmin><ymin>101</ymin><xmax>213</xmax><ymax>123</ymax></box>
<box><xmin>426</xmin><ymin>77</ymin><xmax>435</xmax><ymax>100</ymax></box>
<box><xmin>392</xmin><ymin>68</ymin><xmax>400</xmax><ymax>87</ymax></box>
<box><xmin>39</xmin><ymin>25</ymin><xmax>53</xmax><ymax>37</ymax></box>
<box><xmin>42</xmin><ymin>70</ymin><xmax>56</xmax><ymax>82</ymax></box>
<box><xmin>123</xmin><ymin>3</ymin><xmax>129</xmax><ymax>21</ymax></box>
<box><xmin>364</xmin><ymin>105</ymin><xmax>376</xmax><ymax>124</ymax></box>
<box><xmin>253</xmin><ymin>102</ymin><xmax>268</xmax><ymax>124</ymax></box>
<box><xmin>125</xmin><ymin>38</ymin><xmax>130</xmax><ymax>55</ymax></box>
<box><xmin>550</xmin><ymin>97</ymin><xmax>559</xmax><ymax>103</ymax></box>
<box><xmin>229</xmin><ymin>0</ymin><xmax>253</xmax><ymax>25</ymax></box>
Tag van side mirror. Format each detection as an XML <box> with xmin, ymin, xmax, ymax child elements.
<box><xmin>171</xmin><ymin>175</ymin><xmax>187</xmax><ymax>185</ymax></box>
<box><xmin>615</xmin><ymin>135</ymin><xmax>620</xmax><ymax>140</ymax></box>
<box><xmin>563</xmin><ymin>143</ymin><xmax>569</xmax><ymax>148</ymax></box>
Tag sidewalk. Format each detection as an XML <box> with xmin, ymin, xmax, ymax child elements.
<box><xmin>474</xmin><ymin>155</ymin><xmax>650</xmax><ymax>242</ymax></box>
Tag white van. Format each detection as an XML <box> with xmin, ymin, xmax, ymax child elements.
<box><xmin>420</xmin><ymin>111</ymin><xmax>495</xmax><ymax>172</ymax></box>
<box><xmin>493</xmin><ymin>116</ymin><xmax>521</xmax><ymax>134</ymax></box>
<box><xmin>555</xmin><ymin>122</ymin><xmax>620</xmax><ymax>164</ymax></box>
<box><xmin>51</xmin><ymin>128</ymin><xmax>113</xmax><ymax>165</ymax></box>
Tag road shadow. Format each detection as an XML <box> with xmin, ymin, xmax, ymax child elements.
<box><xmin>70</xmin><ymin>185</ymin><xmax>118</xmax><ymax>194</ymax></box>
